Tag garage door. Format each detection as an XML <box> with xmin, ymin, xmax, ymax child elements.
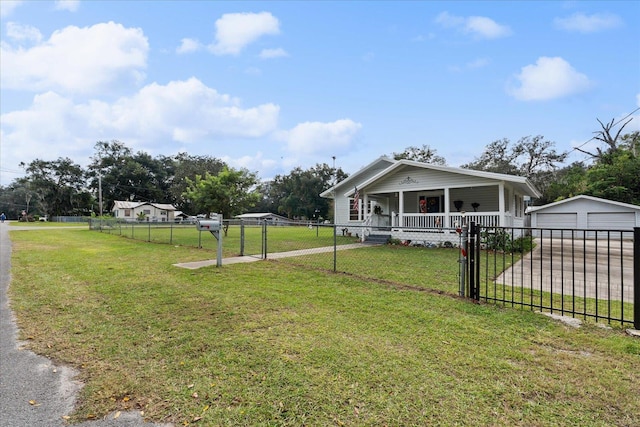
<box><xmin>587</xmin><ymin>212</ymin><xmax>635</xmax><ymax>230</ymax></box>
<box><xmin>536</xmin><ymin>213</ymin><xmax>578</xmax><ymax>229</ymax></box>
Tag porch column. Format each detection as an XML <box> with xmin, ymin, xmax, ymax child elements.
<box><xmin>498</xmin><ymin>182</ymin><xmax>505</xmax><ymax>227</ymax></box>
<box><xmin>363</xmin><ymin>193</ymin><xmax>369</xmax><ymax>220</ymax></box>
<box><xmin>444</xmin><ymin>187</ymin><xmax>450</xmax><ymax>228</ymax></box>
<box><xmin>399</xmin><ymin>191</ymin><xmax>404</xmax><ymax>228</ymax></box>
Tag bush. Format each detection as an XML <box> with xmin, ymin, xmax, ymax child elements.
<box><xmin>482</xmin><ymin>229</ymin><xmax>535</xmax><ymax>253</ymax></box>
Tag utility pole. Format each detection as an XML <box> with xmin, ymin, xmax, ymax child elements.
<box><xmin>98</xmin><ymin>173</ymin><xmax>103</xmax><ymax>217</ymax></box>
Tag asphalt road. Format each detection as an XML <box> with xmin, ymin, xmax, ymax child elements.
<box><xmin>0</xmin><ymin>222</ymin><xmax>172</xmax><ymax>427</ymax></box>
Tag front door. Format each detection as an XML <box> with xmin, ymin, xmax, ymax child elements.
<box><xmin>419</xmin><ymin>195</ymin><xmax>441</xmax><ymax>213</ymax></box>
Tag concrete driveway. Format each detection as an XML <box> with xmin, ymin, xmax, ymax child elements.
<box><xmin>0</xmin><ymin>222</ymin><xmax>172</xmax><ymax>427</ymax></box>
<box><xmin>495</xmin><ymin>237</ymin><xmax>635</xmax><ymax>304</ymax></box>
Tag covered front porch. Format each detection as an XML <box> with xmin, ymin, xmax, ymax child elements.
<box><xmin>354</xmin><ymin>182</ymin><xmax>526</xmax><ymax>231</ymax></box>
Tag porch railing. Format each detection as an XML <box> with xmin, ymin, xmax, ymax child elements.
<box><xmin>402</xmin><ymin>213</ymin><xmax>501</xmax><ymax>229</ymax></box>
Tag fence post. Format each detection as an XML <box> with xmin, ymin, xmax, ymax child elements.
<box><xmin>333</xmin><ymin>224</ymin><xmax>337</xmax><ymax>272</ymax></box>
<box><xmin>459</xmin><ymin>223</ymin><xmax>468</xmax><ymax>297</ymax></box>
<box><xmin>263</xmin><ymin>220</ymin><xmax>268</xmax><ymax>259</ymax></box>
<box><xmin>468</xmin><ymin>221</ymin><xmax>476</xmax><ymax>300</ymax></box>
<box><xmin>240</xmin><ymin>220</ymin><xmax>245</xmax><ymax>256</ymax></box>
<box><xmin>634</xmin><ymin>227</ymin><xmax>640</xmax><ymax>330</ymax></box>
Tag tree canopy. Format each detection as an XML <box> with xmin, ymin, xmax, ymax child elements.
<box><xmin>183</xmin><ymin>167</ymin><xmax>261</xmax><ymax>220</ymax></box>
<box><xmin>392</xmin><ymin>144</ymin><xmax>446</xmax><ymax>165</ymax></box>
<box><xmin>1</xmin><ymin>117</ymin><xmax>638</xmax><ymax>220</ymax></box>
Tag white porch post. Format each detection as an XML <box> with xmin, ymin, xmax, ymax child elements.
<box><xmin>399</xmin><ymin>191</ymin><xmax>404</xmax><ymax>227</ymax></box>
<box><xmin>444</xmin><ymin>187</ymin><xmax>450</xmax><ymax>228</ymax></box>
<box><xmin>498</xmin><ymin>182</ymin><xmax>505</xmax><ymax>227</ymax></box>
<box><xmin>363</xmin><ymin>193</ymin><xmax>369</xmax><ymax>220</ymax></box>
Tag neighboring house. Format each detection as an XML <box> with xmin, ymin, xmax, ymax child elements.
<box><xmin>111</xmin><ymin>201</ymin><xmax>176</xmax><ymax>222</ymax></box>
<box><xmin>528</xmin><ymin>195</ymin><xmax>640</xmax><ymax>237</ymax></box>
<box><xmin>174</xmin><ymin>211</ymin><xmax>191</xmax><ymax>222</ymax></box>
<box><xmin>320</xmin><ymin>156</ymin><xmax>540</xmax><ymax>240</ymax></box>
<box><xmin>235</xmin><ymin>212</ymin><xmax>290</xmax><ymax>224</ymax></box>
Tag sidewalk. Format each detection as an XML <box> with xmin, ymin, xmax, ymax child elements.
<box><xmin>173</xmin><ymin>243</ymin><xmax>367</xmax><ymax>269</ymax></box>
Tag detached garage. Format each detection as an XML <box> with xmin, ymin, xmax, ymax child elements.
<box><xmin>528</xmin><ymin>195</ymin><xmax>640</xmax><ymax>237</ymax></box>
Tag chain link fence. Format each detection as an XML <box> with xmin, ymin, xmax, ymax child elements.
<box><xmin>89</xmin><ymin>218</ymin><xmax>466</xmax><ymax>296</ymax></box>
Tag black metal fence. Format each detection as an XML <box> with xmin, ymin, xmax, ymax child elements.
<box><xmin>466</xmin><ymin>223</ymin><xmax>639</xmax><ymax>329</ymax></box>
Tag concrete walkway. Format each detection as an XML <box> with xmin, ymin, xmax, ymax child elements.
<box><xmin>173</xmin><ymin>242</ymin><xmax>368</xmax><ymax>269</ymax></box>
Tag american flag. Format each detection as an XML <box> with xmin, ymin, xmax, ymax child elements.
<box><xmin>352</xmin><ymin>187</ymin><xmax>360</xmax><ymax>211</ymax></box>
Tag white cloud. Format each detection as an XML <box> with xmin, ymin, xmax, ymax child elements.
<box><xmin>506</xmin><ymin>56</ymin><xmax>592</xmax><ymax>101</ymax></box>
<box><xmin>0</xmin><ymin>78</ymin><xmax>281</xmax><ymax>173</ymax></box>
<box><xmin>0</xmin><ymin>0</ymin><xmax>24</xmax><ymax>17</ymax></box>
<box><xmin>223</xmin><ymin>152</ymin><xmax>278</xmax><ymax>174</ymax></box>
<box><xmin>5</xmin><ymin>22</ymin><xmax>42</xmax><ymax>43</ymax></box>
<box><xmin>259</xmin><ymin>47</ymin><xmax>288</xmax><ymax>59</ymax></box>
<box><xmin>1</xmin><ymin>21</ymin><xmax>148</xmax><ymax>94</ymax></box>
<box><xmin>54</xmin><ymin>0</ymin><xmax>80</xmax><ymax>12</ymax></box>
<box><xmin>209</xmin><ymin>12</ymin><xmax>280</xmax><ymax>55</ymax></box>
<box><xmin>176</xmin><ymin>37</ymin><xmax>201</xmax><ymax>54</ymax></box>
<box><xmin>554</xmin><ymin>12</ymin><xmax>622</xmax><ymax>33</ymax></box>
<box><xmin>281</xmin><ymin>119</ymin><xmax>362</xmax><ymax>155</ymax></box>
<box><xmin>435</xmin><ymin>12</ymin><xmax>512</xmax><ymax>39</ymax></box>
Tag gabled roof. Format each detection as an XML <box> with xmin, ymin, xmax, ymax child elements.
<box><xmin>112</xmin><ymin>201</ymin><xmax>176</xmax><ymax>211</ymax></box>
<box><xmin>527</xmin><ymin>195</ymin><xmax>640</xmax><ymax>213</ymax></box>
<box><xmin>322</xmin><ymin>158</ymin><xmax>540</xmax><ymax>198</ymax></box>
<box><xmin>320</xmin><ymin>156</ymin><xmax>396</xmax><ymax>198</ymax></box>
<box><xmin>235</xmin><ymin>212</ymin><xmax>289</xmax><ymax>220</ymax></box>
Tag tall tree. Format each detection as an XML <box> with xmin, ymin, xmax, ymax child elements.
<box><xmin>574</xmin><ymin>117</ymin><xmax>633</xmax><ymax>161</ymax></box>
<box><xmin>183</xmin><ymin>167</ymin><xmax>260</xmax><ymax>222</ymax></box>
<box><xmin>392</xmin><ymin>144</ymin><xmax>447</xmax><ymax>165</ymax></box>
<box><xmin>585</xmin><ymin>143</ymin><xmax>640</xmax><ymax>204</ymax></box>
<box><xmin>262</xmin><ymin>163</ymin><xmax>348</xmax><ymax>220</ymax></box>
<box><xmin>169</xmin><ymin>153</ymin><xmax>226</xmax><ymax>214</ymax></box>
<box><xmin>19</xmin><ymin>157</ymin><xmax>90</xmax><ymax>217</ymax></box>
<box><xmin>540</xmin><ymin>162</ymin><xmax>588</xmax><ymax>204</ymax></box>
<box><xmin>87</xmin><ymin>140</ymin><xmax>133</xmax><ymax>213</ymax></box>
<box><xmin>88</xmin><ymin>140</ymin><xmax>175</xmax><ymax>212</ymax></box>
<box><xmin>462</xmin><ymin>135</ymin><xmax>568</xmax><ymax>201</ymax></box>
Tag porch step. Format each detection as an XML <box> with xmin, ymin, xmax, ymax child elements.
<box><xmin>364</xmin><ymin>234</ymin><xmax>391</xmax><ymax>245</ymax></box>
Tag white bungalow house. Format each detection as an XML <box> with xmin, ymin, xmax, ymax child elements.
<box><xmin>111</xmin><ymin>201</ymin><xmax>176</xmax><ymax>222</ymax></box>
<box><xmin>320</xmin><ymin>156</ymin><xmax>540</xmax><ymax>241</ymax></box>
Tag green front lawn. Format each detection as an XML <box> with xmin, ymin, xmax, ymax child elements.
<box><xmin>8</xmin><ymin>229</ymin><xmax>640</xmax><ymax>426</ymax></box>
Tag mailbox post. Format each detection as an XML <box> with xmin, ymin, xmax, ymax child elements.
<box><xmin>196</xmin><ymin>214</ymin><xmax>223</xmax><ymax>267</ymax></box>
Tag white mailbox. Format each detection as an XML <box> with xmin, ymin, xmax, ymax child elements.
<box><xmin>195</xmin><ymin>214</ymin><xmax>223</xmax><ymax>267</ymax></box>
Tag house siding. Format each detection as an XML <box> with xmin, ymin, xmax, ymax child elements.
<box><xmin>368</xmin><ymin>166</ymin><xmax>498</xmax><ymax>194</ymax></box>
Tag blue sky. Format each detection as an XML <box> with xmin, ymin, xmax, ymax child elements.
<box><xmin>1</xmin><ymin>0</ymin><xmax>639</xmax><ymax>186</ymax></box>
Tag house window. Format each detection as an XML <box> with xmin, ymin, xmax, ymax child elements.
<box><xmin>348</xmin><ymin>199</ymin><xmax>371</xmax><ymax>221</ymax></box>
<box><xmin>143</xmin><ymin>209</ymin><xmax>151</xmax><ymax>215</ymax></box>
<box><xmin>124</xmin><ymin>209</ymin><xmax>131</xmax><ymax>217</ymax></box>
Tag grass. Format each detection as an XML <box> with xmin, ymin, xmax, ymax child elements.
<box><xmin>8</xmin><ymin>228</ymin><xmax>640</xmax><ymax>426</ymax></box>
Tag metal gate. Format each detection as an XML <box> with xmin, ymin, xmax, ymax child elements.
<box><xmin>466</xmin><ymin>222</ymin><xmax>640</xmax><ymax>329</ymax></box>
